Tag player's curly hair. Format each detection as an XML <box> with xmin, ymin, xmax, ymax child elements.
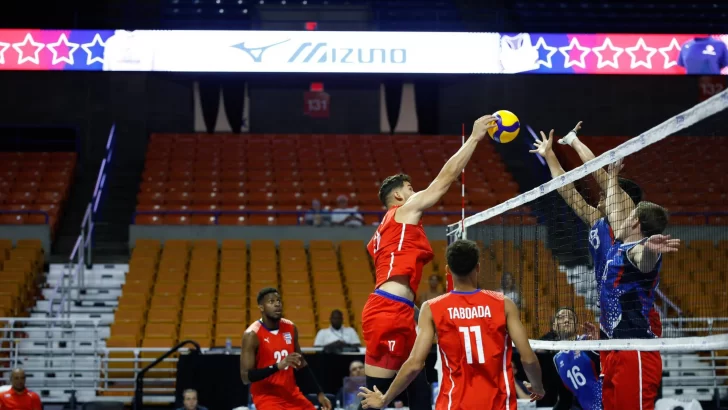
<box><xmin>378</xmin><ymin>173</ymin><xmax>411</xmax><ymax>207</ymax></box>
<box><xmin>256</xmin><ymin>287</ymin><xmax>279</xmax><ymax>304</ymax></box>
<box><xmin>446</xmin><ymin>240</ymin><xmax>480</xmax><ymax>277</ymax></box>
<box><xmin>636</xmin><ymin>201</ymin><xmax>669</xmax><ymax>237</ymax></box>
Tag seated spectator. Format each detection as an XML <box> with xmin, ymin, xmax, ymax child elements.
<box><xmin>313</xmin><ymin>309</ymin><xmax>361</xmax><ymax>352</ymax></box>
<box><xmin>0</xmin><ymin>369</ymin><xmax>41</xmax><ymax>410</ymax></box>
<box><xmin>335</xmin><ymin>360</ymin><xmax>366</xmax><ymax>408</ymax></box>
<box><xmin>304</xmin><ymin>199</ymin><xmax>331</xmax><ymax>227</ymax></box>
<box><xmin>498</xmin><ymin>271</ymin><xmax>523</xmax><ymax>309</ymax></box>
<box><xmin>178</xmin><ymin>389</ymin><xmax>208</xmax><ymax>410</ymax></box>
<box><xmin>417</xmin><ymin>274</ymin><xmax>444</xmax><ymax>306</ymax></box>
<box><xmin>331</xmin><ymin>195</ymin><xmax>364</xmax><ymax>227</ymax></box>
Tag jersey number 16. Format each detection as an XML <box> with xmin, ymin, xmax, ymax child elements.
<box><xmin>459</xmin><ymin>326</ymin><xmax>485</xmax><ymax>364</ymax></box>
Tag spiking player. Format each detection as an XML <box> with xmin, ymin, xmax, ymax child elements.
<box><xmin>600</xmin><ymin>161</ymin><xmax>679</xmax><ymax>410</ymax></box>
<box><xmin>551</xmin><ymin>307</ymin><xmax>602</xmax><ymax>410</ymax></box>
<box><xmin>362</xmin><ymin>114</ymin><xmax>497</xmax><ymax>409</ymax></box>
<box><xmin>358</xmin><ymin>240</ymin><xmax>545</xmax><ymax>410</ymax></box>
<box><xmin>241</xmin><ymin>288</ymin><xmax>332</xmax><ymax>410</ymax></box>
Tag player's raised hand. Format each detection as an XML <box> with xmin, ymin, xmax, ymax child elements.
<box><xmin>583</xmin><ymin>322</ymin><xmax>599</xmax><ymax>340</ymax></box>
<box><xmin>470</xmin><ymin>114</ymin><xmax>498</xmax><ymax>141</ymax></box>
<box><xmin>607</xmin><ymin>158</ymin><xmax>623</xmax><ymax>176</ymax></box>
<box><xmin>557</xmin><ymin>121</ymin><xmax>582</xmax><ymax>146</ymax></box>
<box><xmin>644</xmin><ymin>234</ymin><xmax>681</xmax><ymax>254</ymax></box>
<box><xmin>317</xmin><ymin>392</ymin><xmax>332</xmax><ymax>410</ymax></box>
<box><xmin>529</xmin><ymin>130</ymin><xmax>555</xmax><ymax>157</ymax></box>
<box><xmin>358</xmin><ymin>385</ymin><xmax>386</xmax><ymax>409</ymax></box>
<box><xmin>277</xmin><ymin>352</ymin><xmax>302</xmax><ymax>370</ymax></box>
<box><xmin>523</xmin><ymin>381</ymin><xmax>545</xmax><ymax>402</ymax></box>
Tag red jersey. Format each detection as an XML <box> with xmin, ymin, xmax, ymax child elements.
<box><xmin>367</xmin><ymin>205</ymin><xmax>434</xmax><ymax>292</ymax></box>
<box><xmin>428</xmin><ymin>290</ymin><xmax>517</xmax><ymax>410</ymax></box>
<box><xmin>0</xmin><ymin>388</ymin><xmax>42</xmax><ymax>410</ymax></box>
<box><xmin>246</xmin><ymin>318</ymin><xmax>313</xmax><ymax>409</ymax></box>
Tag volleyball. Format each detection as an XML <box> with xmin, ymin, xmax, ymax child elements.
<box><xmin>488</xmin><ymin>110</ymin><xmax>520</xmax><ymax>143</ymax></box>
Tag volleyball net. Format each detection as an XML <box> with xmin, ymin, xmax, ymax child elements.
<box><xmin>445</xmin><ymin>89</ymin><xmax>728</xmax><ymax>365</ymax></box>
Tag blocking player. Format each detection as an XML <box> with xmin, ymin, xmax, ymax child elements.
<box><xmin>358</xmin><ymin>239</ymin><xmax>545</xmax><ymax>409</ymax></box>
<box><xmin>551</xmin><ymin>308</ymin><xmax>602</xmax><ymax>410</ymax></box>
<box><xmin>362</xmin><ymin>114</ymin><xmax>497</xmax><ymax>408</ymax></box>
<box><xmin>240</xmin><ymin>288</ymin><xmax>332</xmax><ymax>410</ymax></box>
<box><xmin>600</xmin><ymin>161</ymin><xmax>679</xmax><ymax>410</ymax></box>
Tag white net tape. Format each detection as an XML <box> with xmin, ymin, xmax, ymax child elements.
<box><xmin>529</xmin><ymin>333</ymin><xmax>728</xmax><ymax>352</ymax></box>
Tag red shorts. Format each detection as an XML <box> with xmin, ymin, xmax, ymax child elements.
<box><xmin>602</xmin><ymin>350</ymin><xmax>662</xmax><ymax>410</ymax></box>
<box><xmin>361</xmin><ymin>290</ymin><xmax>417</xmax><ymax>370</ymax></box>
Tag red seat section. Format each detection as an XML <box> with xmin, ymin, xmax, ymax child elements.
<box><xmin>0</xmin><ymin>152</ymin><xmax>76</xmax><ymax>235</ymax></box>
<box><xmin>135</xmin><ymin>134</ymin><xmax>520</xmax><ymax>225</ymax></box>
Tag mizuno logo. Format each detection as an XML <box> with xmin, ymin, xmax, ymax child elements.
<box><xmin>231</xmin><ymin>39</ymin><xmax>291</xmax><ymax>62</ymax></box>
<box><xmin>288</xmin><ymin>42</ymin><xmax>407</xmax><ymax>64</ymax></box>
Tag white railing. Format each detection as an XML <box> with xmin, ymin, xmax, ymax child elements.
<box><xmin>50</xmin><ymin>125</ymin><xmax>115</xmax><ymax>318</ymax></box>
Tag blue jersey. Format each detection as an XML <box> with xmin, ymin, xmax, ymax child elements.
<box><xmin>677</xmin><ymin>37</ymin><xmax>728</xmax><ymax>75</ymax></box>
<box><xmin>554</xmin><ymin>349</ymin><xmax>602</xmax><ymax>410</ymax></box>
<box><xmin>599</xmin><ymin>240</ymin><xmax>661</xmax><ymax>339</ymax></box>
<box><xmin>589</xmin><ymin>218</ymin><xmax>614</xmax><ymax>298</ymax></box>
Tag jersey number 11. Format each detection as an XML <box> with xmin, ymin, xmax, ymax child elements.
<box><xmin>459</xmin><ymin>326</ymin><xmax>485</xmax><ymax>364</ymax></box>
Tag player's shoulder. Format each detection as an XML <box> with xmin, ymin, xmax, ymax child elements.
<box><xmin>245</xmin><ymin>320</ymin><xmax>263</xmax><ymax>334</ymax></box>
<box><xmin>280</xmin><ymin>318</ymin><xmax>295</xmax><ymax>328</ymax></box>
<box><xmin>427</xmin><ymin>292</ymin><xmax>451</xmax><ymax>306</ymax></box>
<box><xmin>481</xmin><ymin>289</ymin><xmax>505</xmax><ymax>300</ymax></box>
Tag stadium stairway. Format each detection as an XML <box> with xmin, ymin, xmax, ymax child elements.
<box><xmin>17</xmin><ymin>263</ymin><xmax>124</xmax><ymax>403</ymax></box>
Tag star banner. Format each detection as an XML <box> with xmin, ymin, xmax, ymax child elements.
<box><xmin>0</xmin><ymin>30</ymin><xmax>726</xmax><ymax>75</ymax></box>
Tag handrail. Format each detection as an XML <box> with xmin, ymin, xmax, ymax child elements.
<box><xmin>133</xmin><ymin>339</ymin><xmax>201</xmax><ymax>410</ymax></box>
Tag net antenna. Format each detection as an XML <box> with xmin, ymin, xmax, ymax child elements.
<box><xmin>461</xmin><ymin>122</ymin><xmax>466</xmax><ymax>240</ymax></box>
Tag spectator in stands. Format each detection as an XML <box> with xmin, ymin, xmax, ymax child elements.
<box><xmin>335</xmin><ymin>360</ymin><xmax>366</xmax><ymax>408</ymax></box>
<box><xmin>304</xmin><ymin>199</ymin><xmax>331</xmax><ymax>227</ymax></box>
<box><xmin>0</xmin><ymin>369</ymin><xmax>42</xmax><ymax>410</ymax></box>
<box><xmin>313</xmin><ymin>309</ymin><xmax>361</xmax><ymax>352</ymax></box>
<box><xmin>330</xmin><ymin>195</ymin><xmax>364</xmax><ymax>227</ymax></box>
<box><xmin>417</xmin><ymin>274</ymin><xmax>444</xmax><ymax>306</ymax></box>
<box><xmin>498</xmin><ymin>271</ymin><xmax>523</xmax><ymax>309</ymax></box>
<box><xmin>178</xmin><ymin>389</ymin><xmax>208</xmax><ymax>410</ymax></box>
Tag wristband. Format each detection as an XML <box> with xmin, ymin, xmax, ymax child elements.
<box><xmin>558</xmin><ymin>130</ymin><xmax>578</xmax><ymax>146</ymax></box>
<box><xmin>248</xmin><ymin>364</ymin><xmax>279</xmax><ymax>382</ymax></box>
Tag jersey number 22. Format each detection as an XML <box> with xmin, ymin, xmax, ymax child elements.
<box><xmin>459</xmin><ymin>326</ymin><xmax>485</xmax><ymax>364</ymax></box>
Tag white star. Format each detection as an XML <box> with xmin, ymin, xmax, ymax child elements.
<box><xmin>658</xmin><ymin>38</ymin><xmax>681</xmax><ymax>69</ymax></box>
<box><xmin>558</xmin><ymin>38</ymin><xmax>591</xmax><ymax>69</ymax></box>
<box><xmin>535</xmin><ymin>36</ymin><xmax>558</xmax><ymax>68</ymax></box>
<box><xmin>625</xmin><ymin>37</ymin><xmax>657</xmax><ymax>69</ymax></box>
<box><xmin>47</xmin><ymin>33</ymin><xmax>80</xmax><ymax>65</ymax></box>
<box><xmin>81</xmin><ymin>33</ymin><xmax>106</xmax><ymax>65</ymax></box>
<box><xmin>0</xmin><ymin>41</ymin><xmax>9</xmax><ymax>64</ymax></box>
<box><xmin>592</xmin><ymin>38</ymin><xmax>624</xmax><ymax>69</ymax></box>
<box><xmin>12</xmin><ymin>33</ymin><xmax>45</xmax><ymax>65</ymax></box>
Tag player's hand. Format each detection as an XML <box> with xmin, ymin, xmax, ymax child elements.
<box><xmin>529</xmin><ymin>129</ymin><xmax>554</xmax><ymax>157</ymax></box>
<box><xmin>607</xmin><ymin>158</ymin><xmax>623</xmax><ymax>176</ymax></box>
<box><xmin>470</xmin><ymin>114</ymin><xmax>498</xmax><ymax>141</ymax></box>
<box><xmin>277</xmin><ymin>352</ymin><xmax>302</xmax><ymax>370</ymax></box>
<box><xmin>644</xmin><ymin>234</ymin><xmax>681</xmax><ymax>254</ymax></box>
<box><xmin>572</xmin><ymin>121</ymin><xmax>583</xmax><ymax>133</ymax></box>
<box><xmin>317</xmin><ymin>392</ymin><xmax>332</xmax><ymax>410</ymax></box>
<box><xmin>583</xmin><ymin>322</ymin><xmax>599</xmax><ymax>340</ymax></box>
<box><xmin>358</xmin><ymin>385</ymin><xmax>387</xmax><ymax>409</ymax></box>
<box><xmin>523</xmin><ymin>381</ymin><xmax>545</xmax><ymax>402</ymax></box>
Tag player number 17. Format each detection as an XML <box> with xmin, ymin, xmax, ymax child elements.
<box><xmin>458</xmin><ymin>326</ymin><xmax>485</xmax><ymax>364</ymax></box>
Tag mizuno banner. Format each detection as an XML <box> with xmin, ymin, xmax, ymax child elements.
<box><xmin>0</xmin><ymin>29</ymin><xmax>726</xmax><ymax>75</ymax></box>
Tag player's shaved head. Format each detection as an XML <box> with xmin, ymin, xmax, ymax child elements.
<box><xmin>446</xmin><ymin>240</ymin><xmax>480</xmax><ymax>277</ymax></box>
<box><xmin>378</xmin><ymin>173</ymin><xmax>411</xmax><ymax>207</ymax></box>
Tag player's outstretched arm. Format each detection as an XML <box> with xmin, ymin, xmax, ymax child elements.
<box><xmin>358</xmin><ymin>302</ymin><xmax>436</xmax><ymax>409</ymax></box>
<box><xmin>240</xmin><ymin>331</ymin><xmax>302</xmax><ymax>385</ymax></box>
<box><xmin>398</xmin><ymin>115</ymin><xmax>496</xmax><ymax>221</ymax></box>
<box><xmin>505</xmin><ymin>298</ymin><xmax>545</xmax><ymax>402</ymax></box>
<box><xmin>293</xmin><ymin>325</ymin><xmax>332</xmax><ymax>410</ymax></box>
<box><xmin>557</xmin><ymin>121</ymin><xmax>612</xmax><ymax>194</ymax></box>
<box><xmin>605</xmin><ymin>160</ymin><xmax>634</xmax><ymax>233</ymax></box>
<box><xmin>629</xmin><ymin>234</ymin><xmax>681</xmax><ymax>273</ymax></box>
<box><xmin>531</xmin><ymin>129</ymin><xmax>600</xmax><ymax>226</ymax></box>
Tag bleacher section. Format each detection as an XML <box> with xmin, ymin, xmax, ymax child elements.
<box><xmin>0</xmin><ymin>152</ymin><xmax>76</xmax><ymax>235</ymax></box>
<box><xmin>135</xmin><ymin>133</ymin><xmax>519</xmax><ymax>225</ymax></box>
<box><xmin>0</xmin><ymin>239</ymin><xmax>44</xmax><ymax>317</ymax></box>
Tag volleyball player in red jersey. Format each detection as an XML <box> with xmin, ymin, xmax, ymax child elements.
<box><xmin>359</xmin><ymin>240</ymin><xmax>545</xmax><ymax>410</ymax></box>
<box><xmin>361</xmin><ymin>114</ymin><xmax>497</xmax><ymax>409</ymax></box>
<box><xmin>241</xmin><ymin>288</ymin><xmax>332</xmax><ymax>410</ymax></box>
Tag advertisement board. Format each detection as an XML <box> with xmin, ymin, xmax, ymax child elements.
<box><xmin>0</xmin><ymin>30</ymin><xmax>726</xmax><ymax>74</ymax></box>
